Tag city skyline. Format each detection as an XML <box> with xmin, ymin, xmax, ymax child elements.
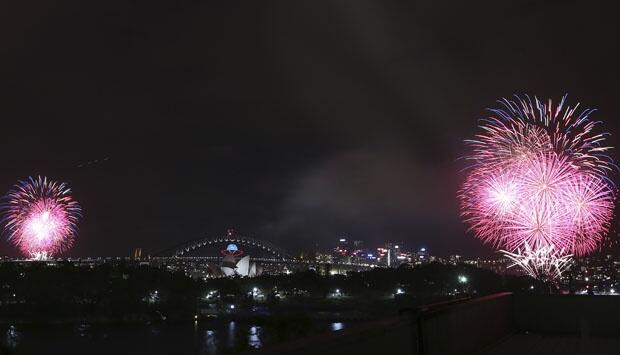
<box><xmin>3</xmin><ymin>2</ymin><xmax>620</xmax><ymax>353</ymax></box>
<box><xmin>1</xmin><ymin>2</ymin><xmax>620</xmax><ymax>259</ymax></box>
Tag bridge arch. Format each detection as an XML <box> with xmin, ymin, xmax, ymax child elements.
<box><xmin>167</xmin><ymin>235</ymin><xmax>291</xmax><ymax>259</ymax></box>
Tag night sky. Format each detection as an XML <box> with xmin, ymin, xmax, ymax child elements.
<box><xmin>1</xmin><ymin>1</ymin><xmax>619</xmax><ymax>257</ymax></box>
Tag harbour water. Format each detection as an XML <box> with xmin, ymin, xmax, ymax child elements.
<box><xmin>3</xmin><ymin>320</ymin><xmax>346</xmax><ymax>355</ymax></box>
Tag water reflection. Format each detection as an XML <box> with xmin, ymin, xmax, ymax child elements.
<box><xmin>227</xmin><ymin>321</ymin><xmax>236</xmax><ymax>349</ymax></box>
<box><xmin>5</xmin><ymin>325</ymin><xmax>20</xmax><ymax>349</ymax></box>
<box><xmin>149</xmin><ymin>324</ymin><xmax>162</xmax><ymax>336</ymax></box>
<box><xmin>3</xmin><ymin>320</ymin><xmax>345</xmax><ymax>354</ymax></box>
<box><xmin>75</xmin><ymin>323</ymin><xmax>91</xmax><ymax>338</ymax></box>
<box><xmin>330</xmin><ymin>322</ymin><xmax>345</xmax><ymax>331</ymax></box>
<box><xmin>247</xmin><ymin>325</ymin><xmax>262</xmax><ymax>349</ymax></box>
<box><xmin>203</xmin><ymin>330</ymin><xmax>217</xmax><ymax>355</ymax></box>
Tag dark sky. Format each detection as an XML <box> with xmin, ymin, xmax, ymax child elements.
<box><xmin>1</xmin><ymin>1</ymin><xmax>619</xmax><ymax>257</ymax></box>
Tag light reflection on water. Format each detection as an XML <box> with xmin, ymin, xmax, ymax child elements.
<box><xmin>2</xmin><ymin>320</ymin><xmax>345</xmax><ymax>354</ymax></box>
<box><xmin>5</xmin><ymin>326</ymin><xmax>19</xmax><ymax>349</ymax></box>
<box><xmin>203</xmin><ymin>329</ymin><xmax>217</xmax><ymax>355</ymax></box>
<box><xmin>227</xmin><ymin>321</ymin><xmax>236</xmax><ymax>349</ymax></box>
<box><xmin>248</xmin><ymin>326</ymin><xmax>262</xmax><ymax>349</ymax></box>
<box><xmin>330</xmin><ymin>322</ymin><xmax>345</xmax><ymax>331</ymax></box>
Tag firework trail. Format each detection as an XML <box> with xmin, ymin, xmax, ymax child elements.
<box><xmin>502</xmin><ymin>243</ymin><xmax>573</xmax><ymax>282</ymax></box>
<box><xmin>2</xmin><ymin>176</ymin><xmax>81</xmax><ymax>260</ymax></box>
<box><xmin>460</xmin><ymin>95</ymin><xmax>616</xmax><ymax>279</ymax></box>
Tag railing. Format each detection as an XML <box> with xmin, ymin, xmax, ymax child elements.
<box><xmin>513</xmin><ymin>293</ymin><xmax>620</xmax><ymax>336</ymax></box>
<box><xmin>415</xmin><ymin>292</ymin><xmax>514</xmax><ymax>355</ymax></box>
<box><xmin>247</xmin><ymin>293</ymin><xmax>513</xmax><ymax>355</ymax></box>
<box><xmin>242</xmin><ymin>316</ymin><xmax>415</xmax><ymax>355</ymax></box>
<box><xmin>245</xmin><ymin>292</ymin><xmax>620</xmax><ymax>355</ymax></box>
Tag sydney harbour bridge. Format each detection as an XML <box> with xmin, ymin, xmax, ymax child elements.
<box><xmin>153</xmin><ymin>230</ymin><xmax>373</xmax><ymax>277</ymax></box>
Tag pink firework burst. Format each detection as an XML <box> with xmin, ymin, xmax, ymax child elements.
<box><xmin>2</xmin><ymin>176</ymin><xmax>81</xmax><ymax>259</ymax></box>
<box><xmin>460</xmin><ymin>95</ymin><xmax>616</xmax><ymax>278</ymax></box>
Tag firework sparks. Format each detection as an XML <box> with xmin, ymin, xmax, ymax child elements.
<box><xmin>2</xmin><ymin>176</ymin><xmax>81</xmax><ymax>259</ymax></box>
<box><xmin>502</xmin><ymin>243</ymin><xmax>573</xmax><ymax>281</ymax></box>
<box><xmin>460</xmin><ymin>95</ymin><xmax>616</xmax><ymax>279</ymax></box>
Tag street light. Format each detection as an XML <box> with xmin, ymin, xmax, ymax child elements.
<box><xmin>458</xmin><ymin>275</ymin><xmax>468</xmax><ymax>284</ymax></box>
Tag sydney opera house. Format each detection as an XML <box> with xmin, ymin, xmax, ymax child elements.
<box><xmin>206</xmin><ymin>243</ymin><xmax>262</xmax><ymax>277</ymax></box>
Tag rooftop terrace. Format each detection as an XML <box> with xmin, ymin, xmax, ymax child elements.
<box><xmin>250</xmin><ymin>292</ymin><xmax>620</xmax><ymax>355</ymax></box>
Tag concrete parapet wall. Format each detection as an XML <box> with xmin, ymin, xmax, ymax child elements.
<box><xmin>513</xmin><ymin>294</ymin><xmax>620</xmax><ymax>336</ymax></box>
<box><xmin>417</xmin><ymin>293</ymin><xmax>513</xmax><ymax>355</ymax></box>
<box><xmin>251</xmin><ymin>292</ymin><xmax>620</xmax><ymax>355</ymax></box>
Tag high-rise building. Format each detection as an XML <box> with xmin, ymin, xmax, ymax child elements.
<box><xmin>416</xmin><ymin>247</ymin><xmax>429</xmax><ymax>264</ymax></box>
<box><xmin>132</xmin><ymin>248</ymin><xmax>143</xmax><ymax>260</ymax></box>
<box><xmin>449</xmin><ymin>254</ymin><xmax>462</xmax><ymax>265</ymax></box>
<box><xmin>334</xmin><ymin>238</ymin><xmax>350</xmax><ymax>257</ymax></box>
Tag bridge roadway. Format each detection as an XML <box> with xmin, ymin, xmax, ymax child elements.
<box><xmin>155</xmin><ymin>233</ymin><xmax>376</xmax><ymax>270</ymax></box>
<box><xmin>151</xmin><ymin>256</ymin><xmax>376</xmax><ymax>269</ymax></box>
